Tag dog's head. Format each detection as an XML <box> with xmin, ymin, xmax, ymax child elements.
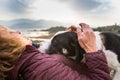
<box><xmin>39</xmin><ymin>31</ymin><xmax>85</xmax><ymax>61</ymax></box>
<box><xmin>39</xmin><ymin>30</ymin><xmax>120</xmax><ymax>78</ymax></box>
<box><xmin>48</xmin><ymin>31</ymin><xmax>86</xmax><ymax>61</ymax></box>
<box><xmin>39</xmin><ymin>31</ymin><xmax>103</xmax><ymax>62</ymax></box>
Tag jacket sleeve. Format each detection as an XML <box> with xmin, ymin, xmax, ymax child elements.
<box><xmin>84</xmin><ymin>50</ymin><xmax>112</xmax><ymax>80</ymax></box>
<box><xmin>22</xmin><ymin>51</ymin><xmax>111</xmax><ymax>80</ymax></box>
<box><xmin>22</xmin><ymin>54</ymin><xmax>88</xmax><ymax>80</ymax></box>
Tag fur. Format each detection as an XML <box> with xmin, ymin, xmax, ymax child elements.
<box><xmin>39</xmin><ymin>31</ymin><xmax>120</xmax><ymax>80</ymax></box>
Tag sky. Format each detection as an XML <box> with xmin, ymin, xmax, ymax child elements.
<box><xmin>0</xmin><ymin>0</ymin><xmax>120</xmax><ymax>27</ymax></box>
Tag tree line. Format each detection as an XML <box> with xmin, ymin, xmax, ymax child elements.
<box><xmin>42</xmin><ymin>25</ymin><xmax>120</xmax><ymax>34</ymax></box>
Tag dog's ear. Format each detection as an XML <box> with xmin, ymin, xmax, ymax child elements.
<box><xmin>69</xmin><ymin>32</ymin><xmax>85</xmax><ymax>62</ymax></box>
<box><xmin>66</xmin><ymin>25</ymin><xmax>77</xmax><ymax>32</ymax></box>
<box><xmin>74</xmin><ymin>39</ymin><xmax>85</xmax><ymax>62</ymax></box>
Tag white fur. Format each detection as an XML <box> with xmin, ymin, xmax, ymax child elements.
<box><xmin>94</xmin><ymin>31</ymin><xmax>104</xmax><ymax>50</ymax></box>
<box><xmin>39</xmin><ymin>31</ymin><xmax>120</xmax><ymax>80</ymax></box>
<box><xmin>52</xmin><ymin>31</ymin><xmax>67</xmax><ymax>37</ymax></box>
<box><xmin>39</xmin><ymin>31</ymin><xmax>67</xmax><ymax>53</ymax></box>
<box><xmin>94</xmin><ymin>31</ymin><xmax>120</xmax><ymax>80</ymax></box>
<box><xmin>103</xmin><ymin>50</ymin><xmax>120</xmax><ymax>80</ymax></box>
<box><xmin>39</xmin><ymin>40</ymin><xmax>51</xmax><ymax>53</ymax></box>
<box><xmin>62</xmin><ymin>48</ymin><xmax>68</xmax><ymax>55</ymax></box>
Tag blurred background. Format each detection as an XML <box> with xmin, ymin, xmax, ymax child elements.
<box><xmin>0</xmin><ymin>0</ymin><xmax>120</xmax><ymax>43</ymax></box>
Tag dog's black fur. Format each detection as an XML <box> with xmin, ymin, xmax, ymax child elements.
<box><xmin>39</xmin><ymin>31</ymin><xmax>120</xmax><ymax>80</ymax></box>
<box><xmin>46</xmin><ymin>31</ymin><xmax>120</xmax><ymax>62</ymax></box>
<box><xmin>100</xmin><ymin>32</ymin><xmax>120</xmax><ymax>62</ymax></box>
<box><xmin>46</xmin><ymin>32</ymin><xmax>85</xmax><ymax>61</ymax></box>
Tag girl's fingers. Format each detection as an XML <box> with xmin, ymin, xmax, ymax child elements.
<box><xmin>77</xmin><ymin>27</ymin><xmax>85</xmax><ymax>48</ymax></box>
<box><xmin>79</xmin><ymin>23</ymin><xmax>92</xmax><ymax>32</ymax></box>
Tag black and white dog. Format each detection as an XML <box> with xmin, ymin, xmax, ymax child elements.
<box><xmin>39</xmin><ymin>31</ymin><xmax>120</xmax><ymax>80</ymax></box>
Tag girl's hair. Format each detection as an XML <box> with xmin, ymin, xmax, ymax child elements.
<box><xmin>0</xmin><ymin>26</ymin><xmax>26</xmax><ymax>78</ymax></box>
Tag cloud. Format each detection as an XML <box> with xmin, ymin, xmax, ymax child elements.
<box><xmin>0</xmin><ymin>0</ymin><xmax>120</xmax><ymax>27</ymax></box>
<box><xmin>72</xmin><ymin>0</ymin><xmax>101</xmax><ymax>10</ymax></box>
<box><xmin>68</xmin><ymin>0</ymin><xmax>111</xmax><ymax>14</ymax></box>
<box><xmin>0</xmin><ymin>0</ymin><xmax>34</xmax><ymax>14</ymax></box>
<box><xmin>53</xmin><ymin>0</ymin><xmax>120</xmax><ymax>26</ymax></box>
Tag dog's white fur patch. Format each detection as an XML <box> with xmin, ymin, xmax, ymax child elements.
<box><xmin>94</xmin><ymin>31</ymin><xmax>120</xmax><ymax>80</ymax></box>
<box><xmin>39</xmin><ymin>31</ymin><xmax>67</xmax><ymax>53</ymax></box>
<box><xmin>52</xmin><ymin>31</ymin><xmax>67</xmax><ymax>37</ymax></box>
<box><xmin>62</xmin><ymin>48</ymin><xmax>68</xmax><ymax>55</ymax></box>
<box><xmin>39</xmin><ymin>31</ymin><xmax>120</xmax><ymax>80</ymax></box>
<box><xmin>94</xmin><ymin>31</ymin><xmax>104</xmax><ymax>50</ymax></box>
<box><xmin>39</xmin><ymin>40</ymin><xmax>51</xmax><ymax>53</ymax></box>
<box><xmin>103</xmin><ymin>50</ymin><xmax>120</xmax><ymax>80</ymax></box>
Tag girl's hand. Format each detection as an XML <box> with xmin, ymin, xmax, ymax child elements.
<box><xmin>77</xmin><ymin>23</ymin><xmax>97</xmax><ymax>53</ymax></box>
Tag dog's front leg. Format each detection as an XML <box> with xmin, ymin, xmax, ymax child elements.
<box><xmin>103</xmin><ymin>50</ymin><xmax>120</xmax><ymax>80</ymax></box>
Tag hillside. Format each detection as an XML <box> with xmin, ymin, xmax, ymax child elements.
<box><xmin>41</xmin><ymin>26</ymin><xmax>66</xmax><ymax>33</ymax></box>
<box><xmin>40</xmin><ymin>26</ymin><xmax>66</xmax><ymax>38</ymax></box>
<box><xmin>30</xmin><ymin>24</ymin><xmax>120</xmax><ymax>43</ymax></box>
<box><xmin>41</xmin><ymin>24</ymin><xmax>120</xmax><ymax>34</ymax></box>
<box><xmin>0</xmin><ymin>19</ymin><xmax>68</xmax><ymax>33</ymax></box>
<box><xmin>93</xmin><ymin>24</ymin><xmax>120</xmax><ymax>34</ymax></box>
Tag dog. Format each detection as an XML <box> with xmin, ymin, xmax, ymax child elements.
<box><xmin>39</xmin><ymin>31</ymin><xmax>120</xmax><ymax>80</ymax></box>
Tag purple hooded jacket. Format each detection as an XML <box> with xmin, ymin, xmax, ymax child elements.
<box><xmin>6</xmin><ymin>45</ymin><xmax>111</xmax><ymax>80</ymax></box>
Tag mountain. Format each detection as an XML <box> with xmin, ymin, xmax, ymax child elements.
<box><xmin>0</xmin><ymin>19</ymin><xmax>68</xmax><ymax>33</ymax></box>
